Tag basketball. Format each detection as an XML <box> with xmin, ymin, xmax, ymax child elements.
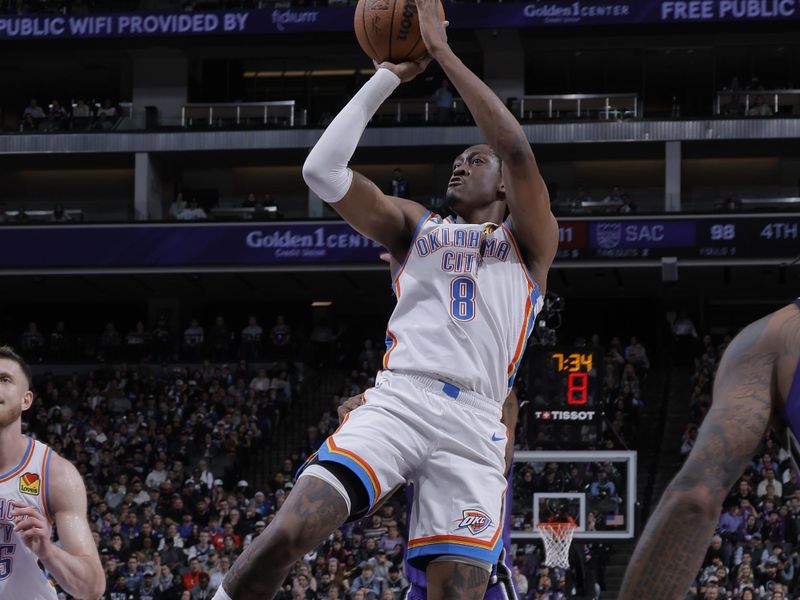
<box><xmin>354</xmin><ymin>0</ymin><xmax>445</xmax><ymax>64</ymax></box>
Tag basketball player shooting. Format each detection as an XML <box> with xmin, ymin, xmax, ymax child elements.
<box><xmin>215</xmin><ymin>1</ymin><xmax>558</xmax><ymax>598</ymax></box>
<box><xmin>0</xmin><ymin>346</ymin><xmax>105</xmax><ymax>600</ymax></box>
<box><xmin>619</xmin><ymin>301</ymin><xmax>800</xmax><ymax>598</ymax></box>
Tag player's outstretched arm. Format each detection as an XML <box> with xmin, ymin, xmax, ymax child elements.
<box><xmin>619</xmin><ymin>317</ymin><xmax>776</xmax><ymax>600</ymax></box>
<box><xmin>416</xmin><ymin>0</ymin><xmax>558</xmax><ymax>283</ymax></box>
<box><xmin>302</xmin><ymin>62</ymin><xmax>430</xmax><ymax>261</ymax></box>
<box><xmin>14</xmin><ymin>454</ymin><xmax>105</xmax><ymax>599</ymax></box>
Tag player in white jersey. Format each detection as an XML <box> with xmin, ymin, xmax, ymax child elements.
<box><xmin>216</xmin><ymin>2</ymin><xmax>558</xmax><ymax>600</ymax></box>
<box><xmin>0</xmin><ymin>346</ymin><xmax>104</xmax><ymax>600</ymax></box>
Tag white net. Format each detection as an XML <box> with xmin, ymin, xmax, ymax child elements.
<box><xmin>537</xmin><ymin>522</ymin><xmax>577</xmax><ymax>569</ymax></box>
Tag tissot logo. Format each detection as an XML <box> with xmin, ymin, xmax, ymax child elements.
<box><xmin>535</xmin><ymin>410</ymin><xmax>596</xmax><ymax>421</ymax></box>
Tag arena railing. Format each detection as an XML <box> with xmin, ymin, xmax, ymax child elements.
<box><xmin>373</xmin><ymin>98</ymin><xmax>472</xmax><ymax>124</ymax></box>
<box><xmin>715</xmin><ymin>89</ymin><xmax>800</xmax><ymax>115</ymax></box>
<box><xmin>3</xmin><ymin>208</ymin><xmax>84</xmax><ymax>221</ymax></box>
<box><xmin>180</xmin><ymin>100</ymin><xmax>306</xmax><ymax>128</ymax></box>
<box><xmin>514</xmin><ymin>93</ymin><xmax>640</xmax><ymax>120</ymax></box>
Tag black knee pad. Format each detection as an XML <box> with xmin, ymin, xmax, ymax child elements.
<box><xmin>300</xmin><ymin>455</ymin><xmax>371</xmax><ymax>522</ymax></box>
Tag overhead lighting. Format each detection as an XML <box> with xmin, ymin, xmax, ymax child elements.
<box><xmin>311</xmin><ymin>301</ymin><xmax>333</xmax><ymax>307</ymax></box>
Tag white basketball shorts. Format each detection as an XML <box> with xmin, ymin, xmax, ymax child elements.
<box><xmin>311</xmin><ymin>369</ymin><xmax>508</xmax><ymax>567</ymax></box>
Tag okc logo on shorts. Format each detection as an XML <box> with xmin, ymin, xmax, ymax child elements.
<box><xmin>454</xmin><ymin>509</ymin><xmax>492</xmax><ymax>535</ymax></box>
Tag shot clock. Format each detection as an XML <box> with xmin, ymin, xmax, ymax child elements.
<box><xmin>550</xmin><ymin>351</ymin><xmax>593</xmax><ymax>405</ymax></box>
<box><xmin>526</xmin><ymin>348</ymin><xmax>602</xmax><ymax>449</ymax></box>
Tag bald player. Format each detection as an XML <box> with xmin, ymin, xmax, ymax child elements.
<box><xmin>0</xmin><ymin>345</ymin><xmax>105</xmax><ymax>600</ymax></box>
<box><xmin>619</xmin><ymin>300</ymin><xmax>800</xmax><ymax>598</ymax></box>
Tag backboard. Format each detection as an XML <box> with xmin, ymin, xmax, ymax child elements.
<box><xmin>509</xmin><ymin>450</ymin><xmax>637</xmax><ymax>541</ymax></box>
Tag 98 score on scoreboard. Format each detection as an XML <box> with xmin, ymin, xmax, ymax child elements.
<box><xmin>553</xmin><ymin>215</ymin><xmax>799</xmax><ymax>261</ymax></box>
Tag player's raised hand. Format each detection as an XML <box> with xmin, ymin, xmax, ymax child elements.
<box><xmin>338</xmin><ymin>394</ymin><xmax>366</xmax><ymax>423</ymax></box>
<box><xmin>417</xmin><ymin>0</ymin><xmax>449</xmax><ymax>57</ymax></box>
<box><xmin>373</xmin><ymin>57</ymin><xmax>431</xmax><ymax>84</ymax></box>
<box><xmin>11</xmin><ymin>502</ymin><xmax>54</xmax><ymax>560</ymax></box>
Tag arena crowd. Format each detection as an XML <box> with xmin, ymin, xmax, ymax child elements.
<box><xmin>16</xmin><ymin>318</ymin><xmax>652</xmax><ymax>600</ymax></box>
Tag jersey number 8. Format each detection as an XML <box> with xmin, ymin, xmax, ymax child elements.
<box><xmin>450</xmin><ymin>276</ymin><xmax>476</xmax><ymax>322</ymax></box>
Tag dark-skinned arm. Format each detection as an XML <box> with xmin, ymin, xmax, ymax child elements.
<box><xmin>619</xmin><ymin>316</ymin><xmax>777</xmax><ymax>599</ymax></box>
<box><xmin>416</xmin><ymin>0</ymin><xmax>558</xmax><ymax>285</ymax></box>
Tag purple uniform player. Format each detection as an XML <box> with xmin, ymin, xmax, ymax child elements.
<box><xmin>621</xmin><ymin>299</ymin><xmax>800</xmax><ymax>598</ymax></box>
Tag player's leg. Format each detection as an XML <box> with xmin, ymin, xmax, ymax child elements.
<box><xmin>410</xmin><ymin>395</ymin><xmax>507</xmax><ymax>600</ymax></box>
<box><xmin>218</xmin><ymin>474</ymin><xmax>348</xmax><ymax>599</ymax></box>
<box><xmin>220</xmin><ymin>375</ymin><xmax>424</xmax><ymax>599</ymax></box>
<box><xmin>426</xmin><ymin>560</ymin><xmax>491</xmax><ymax>600</ymax></box>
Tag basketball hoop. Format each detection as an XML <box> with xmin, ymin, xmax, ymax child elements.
<box><xmin>537</xmin><ymin>522</ymin><xmax>577</xmax><ymax>569</ymax></box>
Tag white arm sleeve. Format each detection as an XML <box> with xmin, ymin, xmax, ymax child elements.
<box><xmin>302</xmin><ymin>68</ymin><xmax>401</xmax><ymax>203</ymax></box>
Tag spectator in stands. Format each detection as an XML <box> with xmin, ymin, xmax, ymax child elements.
<box><xmin>94</xmin><ymin>98</ymin><xmax>118</xmax><ymax>129</ymax></box>
<box><xmin>240</xmin><ymin>316</ymin><xmax>263</xmax><ymax>360</ymax></box>
<box><xmin>192</xmin><ymin>572</ymin><xmax>213</xmax><ymax>599</ymax></box>
<box><xmin>389</xmin><ymin>168</ymin><xmax>409</xmax><ymax>199</ymax></box>
<box><xmin>178</xmin><ymin>197</ymin><xmax>208</xmax><ymax>221</ymax></box>
<box><xmin>169</xmin><ymin>192</ymin><xmax>187</xmax><ymax>220</ymax></box>
<box><xmin>575</xmin><ymin>187</ymin><xmax>593</xmax><ymax>206</ymax></box>
<box><xmin>242</xmin><ymin>192</ymin><xmax>257</xmax><ymax>208</ymax></box>
<box><xmin>352</xmin><ymin>563</ymin><xmax>382</xmax><ymax>599</ymax></box>
<box><xmin>72</xmin><ymin>97</ymin><xmax>92</xmax><ymax>128</ymax></box>
<box><xmin>51</xmin><ymin>202</ymin><xmax>72</xmax><ymax>222</ymax></box>
<box><xmin>20</xmin><ymin>321</ymin><xmax>46</xmax><ymax>361</ymax></box>
<box><xmin>624</xmin><ymin>336</ymin><xmax>649</xmax><ymax>372</ymax></box>
<box><xmin>681</xmin><ymin>423</ymin><xmax>698</xmax><ymax>457</ymax></box>
<box><xmin>602</xmin><ymin>185</ymin><xmax>624</xmax><ymax>205</ymax></box>
<box><xmin>44</xmin><ymin>98</ymin><xmax>68</xmax><ymax>131</ymax></box>
<box><xmin>120</xmin><ymin>556</ymin><xmax>145</xmax><ymax>592</ymax></box>
<box><xmin>589</xmin><ymin>468</ymin><xmax>620</xmax><ymax>515</ymax></box>
<box><xmin>209</xmin><ymin>316</ymin><xmax>232</xmax><ymax>360</ymax></box>
<box><xmin>618</xmin><ymin>194</ymin><xmax>636</xmax><ymax>213</ymax></box>
<box><xmin>757</xmin><ymin>469</ymin><xmax>783</xmax><ymax>498</ymax></box>
<box><xmin>269</xmin><ymin>315</ymin><xmax>292</xmax><ymax>354</ymax></box>
<box><xmin>431</xmin><ymin>78</ymin><xmax>454</xmax><ymax>124</ymax></box>
<box><xmin>748</xmin><ymin>95</ymin><xmax>773</xmax><ymax>117</ymax></box>
<box><xmin>98</xmin><ymin>322</ymin><xmax>122</xmax><ymax>361</ymax></box>
<box><xmin>20</xmin><ymin>112</ymin><xmax>39</xmax><ymax>132</ymax></box>
<box><xmin>263</xmin><ymin>194</ymin><xmax>280</xmax><ymax>219</ymax></box>
<box><xmin>723</xmin><ymin>95</ymin><xmax>745</xmax><ymax>116</ymax></box>
<box><xmin>183</xmin><ymin>318</ymin><xmax>204</xmax><ymax>359</ymax></box>
<box><xmin>125</xmin><ymin>321</ymin><xmax>149</xmax><ymax>360</ymax></box>
<box><xmin>22</xmin><ymin>97</ymin><xmax>45</xmax><ymax>126</ymax></box>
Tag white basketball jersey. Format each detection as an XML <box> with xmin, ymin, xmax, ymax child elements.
<box><xmin>384</xmin><ymin>212</ymin><xmax>543</xmax><ymax>404</ymax></box>
<box><xmin>0</xmin><ymin>436</ymin><xmax>58</xmax><ymax>600</ymax></box>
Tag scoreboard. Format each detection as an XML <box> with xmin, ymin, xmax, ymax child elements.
<box><xmin>556</xmin><ymin>214</ymin><xmax>799</xmax><ymax>261</ymax></box>
<box><xmin>526</xmin><ymin>348</ymin><xmax>602</xmax><ymax>449</ymax></box>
